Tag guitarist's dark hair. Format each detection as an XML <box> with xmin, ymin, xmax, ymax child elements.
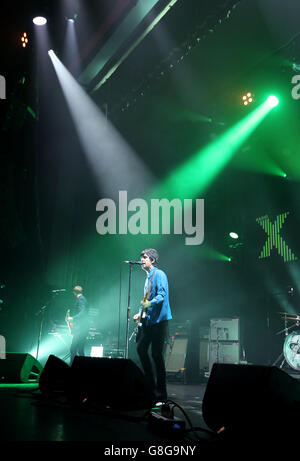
<box><xmin>73</xmin><ymin>285</ymin><xmax>83</xmax><ymax>295</ymax></box>
<box><xmin>140</xmin><ymin>248</ymin><xmax>159</xmax><ymax>265</ymax></box>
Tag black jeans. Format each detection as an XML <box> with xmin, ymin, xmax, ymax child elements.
<box><xmin>137</xmin><ymin>320</ymin><xmax>168</xmax><ymax>399</ymax></box>
<box><xmin>70</xmin><ymin>329</ymin><xmax>88</xmax><ymax>364</ymax></box>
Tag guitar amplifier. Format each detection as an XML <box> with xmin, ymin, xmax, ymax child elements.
<box><xmin>199</xmin><ymin>339</ymin><xmax>209</xmax><ymax>370</ymax></box>
<box><xmin>210</xmin><ymin>318</ymin><xmax>240</xmax><ymax>341</ymax></box>
<box><xmin>165</xmin><ymin>336</ymin><xmax>188</xmax><ymax>372</ymax></box>
<box><xmin>209</xmin><ymin>341</ymin><xmax>240</xmax><ymax>372</ymax></box>
<box><xmin>209</xmin><ymin>318</ymin><xmax>240</xmax><ymax>373</ymax></box>
<box><xmin>103</xmin><ymin>348</ymin><xmax>125</xmax><ymax>359</ymax></box>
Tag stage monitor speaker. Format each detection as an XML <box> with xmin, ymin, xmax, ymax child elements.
<box><xmin>202</xmin><ymin>363</ymin><xmax>300</xmax><ymax>436</ymax></box>
<box><xmin>0</xmin><ymin>353</ymin><xmax>43</xmax><ymax>383</ymax></box>
<box><xmin>39</xmin><ymin>355</ymin><xmax>71</xmax><ymax>394</ymax></box>
<box><xmin>165</xmin><ymin>337</ymin><xmax>188</xmax><ymax>372</ymax></box>
<box><xmin>67</xmin><ymin>357</ymin><xmax>155</xmax><ymax>410</ymax></box>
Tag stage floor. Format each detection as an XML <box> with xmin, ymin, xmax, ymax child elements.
<box><xmin>0</xmin><ymin>381</ymin><xmax>210</xmax><ymax>441</ymax></box>
<box><xmin>1</xmin><ymin>376</ymin><xmax>299</xmax><ymax>455</ymax></box>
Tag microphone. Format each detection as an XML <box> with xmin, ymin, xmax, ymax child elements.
<box><xmin>52</xmin><ymin>289</ymin><xmax>67</xmax><ymax>293</ymax></box>
<box><xmin>123</xmin><ymin>261</ymin><xmax>143</xmax><ymax>265</ymax></box>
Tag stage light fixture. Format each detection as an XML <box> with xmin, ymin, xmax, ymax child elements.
<box><xmin>242</xmin><ymin>92</ymin><xmax>254</xmax><ymax>106</ymax></box>
<box><xmin>33</xmin><ymin>16</ymin><xmax>47</xmax><ymax>26</ymax></box>
<box><xmin>292</xmin><ymin>62</ymin><xmax>300</xmax><ymax>72</ymax></box>
<box><xmin>229</xmin><ymin>232</ymin><xmax>239</xmax><ymax>239</ymax></box>
<box><xmin>21</xmin><ymin>32</ymin><xmax>29</xmax><ymax>48</ymax></box>
<box><xmin>67</xmin><ymin>14</ymin><xmax>78</xmax><ymax>22</ymax></box>
<box><xmin>266</xmin><ymin>95</ymin><xmax>279</xmax><ymax>108</ymax></box>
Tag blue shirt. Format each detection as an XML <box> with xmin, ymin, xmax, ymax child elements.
<box><xmin>141</xmin><ymin>267</ymin><xmax>172</xmax><ymax>326</ymax></box>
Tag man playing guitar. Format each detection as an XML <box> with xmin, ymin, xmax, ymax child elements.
<box><xmin>66</xmin><ymin>286</ymin><xmax>89</xmax><ymax>364</ymax></box>
<box><xmin>133</xmin><ymin>249</ymin><xmax>172</xmax><ymax>404</ymax></box>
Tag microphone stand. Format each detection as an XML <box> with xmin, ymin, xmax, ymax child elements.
<box><xmin>35</xmin><ymin>303</ymin><xmax>49</xmax><ymax>361</ymax></box>
<box><xmin>125</xmin><ymin>262</ymin><xmax>134</xmax><ymax>359</ymax></box>
<box><xmin>35</xmin><ymin>292</ymin><xmax>60</xmax><ymax>360</ymax></box>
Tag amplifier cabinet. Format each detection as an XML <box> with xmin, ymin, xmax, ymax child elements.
<box><xmin>165</xmin><ymin>336</ymin><xmax>188</xmax><ymax>372</ymax></box>
<box><xmin>209</xmin><ymin>341</ymin><xmax>240</xmax><ymax>372</ymax></box>
<box><xmin>210</xmin><ymin>318</ymin><xmax>240</xmax><ymax>341</ymax></box>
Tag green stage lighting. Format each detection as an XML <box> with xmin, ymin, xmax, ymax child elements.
<box><xmin>266</xmin><ymin>95</ymin><xmax>279</xmax><ymax>108</ymax></box>
<box><xmin>256</xmin><ymin>212</ymin><xmax>297</xmax><ymax>262</ymax></box>
<box><xmin>152</xmin><ymin>97</ymin><xmax>277</xmax><ymax>202</ymax></box>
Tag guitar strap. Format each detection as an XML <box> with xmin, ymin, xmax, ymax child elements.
<box><xmin>145</xmin><ymin>269</ymin><xmax>157</xmax><ymax>301</ymax></box>
<box><xmin>137</xmin><ymin>270</ymin><xmax>158</xmax><ymax>339</ymax></box>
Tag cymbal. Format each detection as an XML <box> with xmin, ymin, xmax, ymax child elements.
<box><xmin>278</xmin><ymin>312</ymin><xmax>300</xmax><ymax>316</ymax></box>
<box><xmin>280</xmin><ymin>315</ymin><xmax>300</xmax><ymax>320</ymax></box>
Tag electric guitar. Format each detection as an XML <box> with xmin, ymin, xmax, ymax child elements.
<box><xmin>65</xmin><ymin>309</ymin><xmax>73</xmax><ymax>335</ymax></box>
<box><xmin>134</xmin><ymin>270</ymin><xmax>157</xmax><ymax>342</ymax></box>
<box><xmin>135</xmin><ymin>293</ymin><xmax>149</xmax><ymax>343</ymax></box>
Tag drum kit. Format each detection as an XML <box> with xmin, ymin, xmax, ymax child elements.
<box><xmin>273</xmin><ymin>312</ymin><xmax>300</xmax><ymax>371</ymax></box>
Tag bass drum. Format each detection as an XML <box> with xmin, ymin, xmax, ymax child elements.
<box><xmin>283</xmin><ymin>331</ymin><xmax>300</xmax><ymax>371</ymax></box>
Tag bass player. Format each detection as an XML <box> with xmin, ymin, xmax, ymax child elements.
<box><xmin>66</xmin><ymin>285</ymin><xmax>89</xmax><ymax>364</ymax></box>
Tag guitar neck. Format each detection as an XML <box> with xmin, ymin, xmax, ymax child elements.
<box><xmin>141</xmin><ymin>290</ymin><xmax>149</xmax><ymax>315</ymax></box>
<box><xmin>143</xmin><ymin>288</ymin><xmax>150</xmax><ymax>303</ymax></box>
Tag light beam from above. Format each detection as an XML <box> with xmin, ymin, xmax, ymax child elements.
<box><xmin>48</xmin><ymin>50</ymin><xmax>153</xmax><ymax>200</ymax></box>
<box><xmin>33</xmin><ymin>16</ymin><xmax>47</xmax><ymax>26</ymax></box>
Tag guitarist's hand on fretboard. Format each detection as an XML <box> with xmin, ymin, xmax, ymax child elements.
<box><xmin>141</xmin><ymin>299</ymin><xmax>151</xmax><ymax>310</ymax></box>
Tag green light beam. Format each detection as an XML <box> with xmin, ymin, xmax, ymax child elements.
<box><xmin>152</xmin><ymin>98</ymin><xmax>277</xmax><ymax>200</ymax></box>
<box><xmin>118</xmin><ymin>97</ymin><xmax>279</xmax><ymax>254</ymax></box>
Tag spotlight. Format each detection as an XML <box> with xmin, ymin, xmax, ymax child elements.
<box><xmin>65</xmin><ymin>13</ymin><xmax>78</xmax><ymax>23</ymax></box>
<box><xmin>229</xmin><ymin>232</ymin><xmax>239</xmax><ymax>239</ymax></box>
<box><xmin>20</xmin><ymin>32</ymin><xmax>29</xmax><ymax>48</ymax></box>
<box><xmin>292</xmin><ymin>63</ymin><xmax>300</xmax><ymax>72</ymax></box>
<box><xmin>266</xmin><ymin>95</ymin><xmax>279</xmax><ymax>108</ymax></box>
<box><xmin>33</xmin><ymin>16</ymin><xmax>47</xmax><ymax>26</ymax></box>
<box><xmin>242</xmin><ymin>92</ymin><xmax>254</xmax><ymax>106</ymax></box>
